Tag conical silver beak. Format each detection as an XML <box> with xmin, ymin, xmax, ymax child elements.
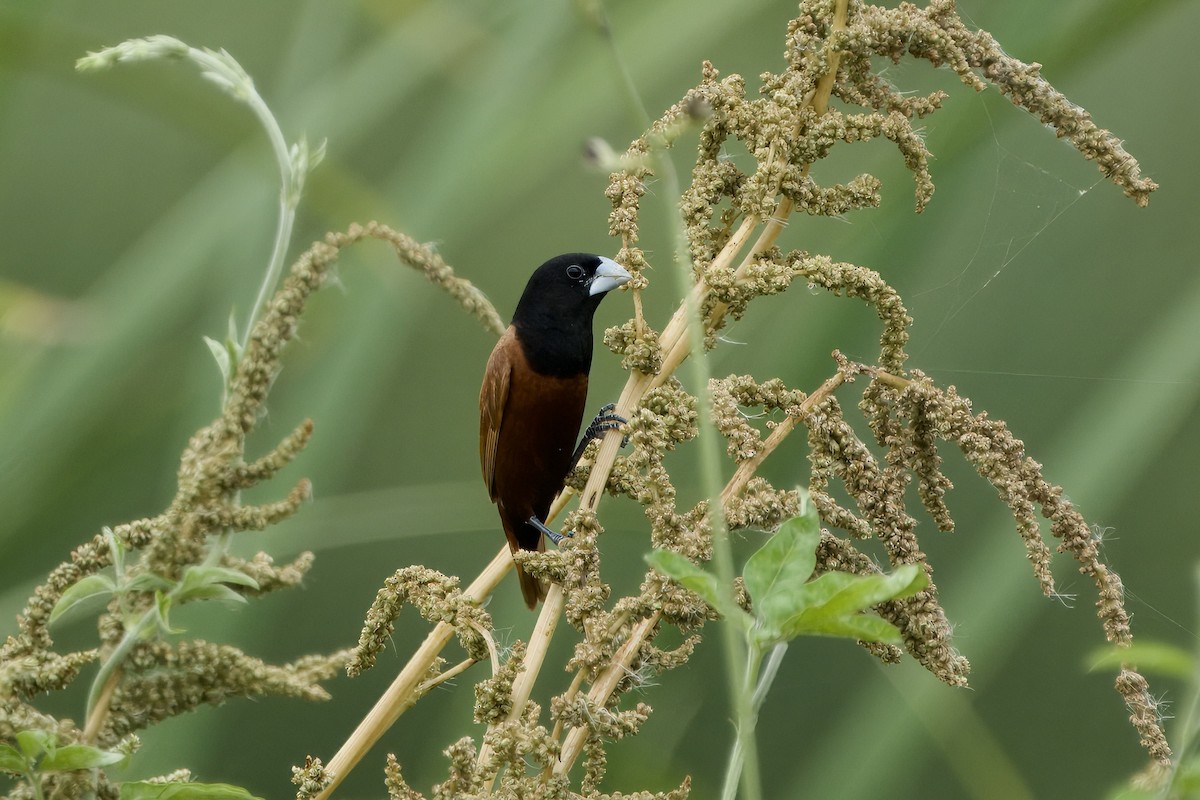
<box><xmin>588</xmin><ymin>257</ymin><xmax>633</xmax><ymax>296</ymax></box>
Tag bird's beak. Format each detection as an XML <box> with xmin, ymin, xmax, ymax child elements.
<box><xmin>588</xmin><ymin>257</ymin><xmax>633</xmax><ymax>296</ymax></box>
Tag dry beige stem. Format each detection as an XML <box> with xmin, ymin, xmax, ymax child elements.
<box><xmin>316</xmin><ymin>547</ymin><xmax>511</xmax><ymax>799</ymax></box>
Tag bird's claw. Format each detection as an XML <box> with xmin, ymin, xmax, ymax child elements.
<box><xmin>529</xmin><ymin>515</ymin><xmax>572</xmax><ymax>546</ymax></box>
<box><xmin>585</xmin><ymin>403</ymin><xmax>628</xmax><ymax>446</ymax></box>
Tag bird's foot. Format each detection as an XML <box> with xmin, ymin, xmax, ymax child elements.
<box><xmin>529</xmin><ymin>515</ymin><xmax>572</xmax><ymax>546</ymax></box>
<box><xmin>585</xmin><ymin>402</ymin><xmax>629</xmax><ymax>446</ymax></box>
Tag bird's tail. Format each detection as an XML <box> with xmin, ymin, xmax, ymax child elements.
<box><xmin>516</xmin><ymin>562</ymin><xmax>548</xmax><ymax>609</ymax></box>
<box><xmin>503</xmin><ymin>517</ymin><xmax>549</xmax><ymax>608</ymax></box>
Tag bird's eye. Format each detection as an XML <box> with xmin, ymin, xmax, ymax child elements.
<box><xmin>566</xmin><ymin>265</ymin><xmax>585</xmax><ymax>280</ymax></box>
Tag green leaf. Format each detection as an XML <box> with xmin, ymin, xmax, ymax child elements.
<box><xmin>151</xmin><ymin>590</ymin><xmax>182</xmax><ymax>636</ymax></box>
<box><xmin>15</xmin><ymin>729</ymin><xmax>53</xmax><ymax>759</ymax></box>
<box><xmin>645</xmin><ymin>550</ymin><xmax>747</xmax><ymax>625</ymax></box>
<box><xmin>778</xmin><ymin>606</ymin><xmax>904</xmax><ymax>644</ymax></box>
<box><xmin>817</xmin><ymin>564</ymin><xmax>927</xmax><ymax>616</ymax></box>
<box><xmin>124</xmin><ymin>572</ymin><xmax>174</xmax><ymax>594</ymax></box>
<box><xmin>756</xmin><ymin>564</ymin><xmax>925</xmax><ymax>646</ymax></box>
<box><xmin>192</xmin><ymin>566</ymin><xmax>259</xmax><ymax>589</ymax></box>
<box><xmin>104</xmin><ymin>526</ymin><xmax>126</xmax><ymax>578</ymax></box>
<box><xmin>179</xmin><ymin>583</ymin><xmax>248</xmax><ymax>604</ymax></box>
<box><xmin>50</xmin><ymin>573</ymin><xmax>116</xmax><ymax>625</ymax></box>
<box><xmin>743</xmin><ymin>509</ymin><xmax>820</xmax><ymax>614</ymax></box>
<box><xmin>757</xmin><ymin>570</ymin><xmax>857</xmax><ymax>624</ymax></box>
<box><xmin>173</xmin><ymin>565</ymin><xmax>258</xmax><ymax>605</ymax></box>
<box><xmin>203</xmin><ymin>335</ymin><xmax>232</xmax><ymax>385</ymax></box>
<box><xmin>0</xmin><ymin>744</ymin><xmax>28</xmax><ymax>773</ymax></box>
<box><xmin>226</xmin><ymin>310</ymin><xmax>239</xmax><ymax>351</ymax></box>
<box><xmin>39</xmin><ymin>743</ymin><xmax>126</xmax><ymax>771</ymax></box>
<box><xmin>1086</xmin><ymin>641</ymin><xmax>1195</xmax><ymax>679</ymax></box>
<box><xmin>119</xmin><ymin>780</ymin><xmax>265</xmax><ymax>800</ymax></box>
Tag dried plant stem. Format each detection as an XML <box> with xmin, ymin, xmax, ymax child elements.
<box><xmin>316</xmin><ymin>547</ymin><xmax>512</xmax><ymax>800</ymax></box>
<box><xmin>415</xmin><ymin>657</ymin><xmax>477</xmax><ymax>695</ymax></box>
<box><xmin>549</xmin><ymin>11</ymin><xmax>859</xmax><ymax>782</ymax></box>
<box><xmin>551</xmin><ymin>366</ymin><xmax>850</xmax><ymax>778</ymax></box>
<box><xmin>555</xmin><ymin>614</ymin><xmax>659</xmax><ymax>777</ymax></box>
<box><xmin>470</xmin><ymin>620</ymin><xmax>501</xmax><ymax>675</ymax></box>
<box><xmin>721</xmin><ymin>369</ymin><xmax>848</xmax><ymax>507</ymax></box>
<box><xmin>82</xmin><ymin>669</ymin><xmax>121</xmax><ymax>744</ymax></box>
<box><xmin>321</xmin><ymin>4</ymin><xmax>855</xmax><ymax>788</ymax></box>
<box><xmin>576</xmin><ymin>215</ymin><xmax>762</xmax><ymax>512</ymax></box>
<box><xmin>546</xmin><ymin>669</ymin><xmax>589</xmax><ymax>757</ymax></box>
<box><xmin>475</xmin><ymin>584</ymin><xmax>566</xmax><ymax>783</ymax></box>
<box><xmin>864</xmin><ymin>365</ymin><xmax>914</xmax><ymax>391</ymax></box>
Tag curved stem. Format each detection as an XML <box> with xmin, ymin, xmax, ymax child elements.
<box><xmin>315</xmin><ymin>547</ymin><xmax>512</xmax><ymax>800</ymax></box>
<box><xmin>233</xmin><ymin>93</ymin><xmax>300</xmax><ymax>352</ymax></box>
<box><xmin>82</xmin><ymin>600</ymin><xmax>161</xmax><ymax>739</ymax></box>
<box><xmin>475</xmin><ymin>584</ymin><xmax>565</xmax><ymax>785</ymax></box>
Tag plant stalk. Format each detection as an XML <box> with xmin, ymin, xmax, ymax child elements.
<box><xmin>316</xmin><ymin>547</ymin><xmax>512</xmax><ymax>800</ymax></box>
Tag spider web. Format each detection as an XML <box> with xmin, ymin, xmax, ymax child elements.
<box><xmin>912</xmin><ymin>97</ymin><xmax>1101</xmax><ymax>358</ymax></box>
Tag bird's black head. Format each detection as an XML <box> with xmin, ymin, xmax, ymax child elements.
<box><xmin>511</xmin><ymin>253</ymin><xmax>632</xmax><ymax>377</ymax></box>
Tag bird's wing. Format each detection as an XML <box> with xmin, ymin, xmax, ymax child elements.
<box><xmin>479</xmin><ymin>332</ymin><xmax>513</xmax><ymax>501</ymax></box>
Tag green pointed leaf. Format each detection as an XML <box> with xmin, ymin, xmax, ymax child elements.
<box><xmin>174</xmin><ymin>565</ymin><xmax>258</xmax><ymax>604</ymax></box>
<box><xmin>124</xmin><ymin>572</ymin><xmax>174</xmax><ymax>594</ymax></box>
<box><xmin>778</xmin><ymin>608</ymin><xmax>904</xmax><ymax>644</ymax></box>
<box><xmin>104</xmin><ymin>526</ymin><xmax>126</xmax><ymax>578</ymax></box>
<box><xmin>40</xmin><ymin>743</ymin><xmax>126</xmax><ymax>771</ymax></box>
<box><xmin>50</xmin><ymin>574</ymin><xmax>116</xmax><ymax>625</ymax></box>
<box><xmin>203</xmin><ymin>336</ymin><xmax>232</xmax><ymax>384</ymax></box>
<box><xmin>193</xmin><ymin>566</ymin><xmax>259</xmax><ymax>589</ymax></box>
<box><xmin>743</xmin><ymin>509</ymin><xmax>820</xmax><ymax>614</ymax></box>
<box><xmin>15</xmin><ymin>729</ymin><xmax>52</xmax><ymax>759</ymax></box>
<box><xmin>119</xmin><ymin>780</ymin><xmax>264</xmax><ymax>800</ymax></box>
<box><xmin>177</xmin><ymin>583</ymin><xmax>248</xmax><ymax>605</ymax></box>
<box><xmin>0</xmin><ymin>744</ymin><xmax>28</xmax><ymax>773</ymax></box>
<box><xmin>758</xmin><ymin>565</ymin><xmax>925</xmax><ymax>645</ymax></box>
<box><xmin>756</xmin><ymin>569</ymin><xmax>861</xmax><ymax>627</ymax></box>
<box><xmin>818</xmin><ymin>564</ymin><xmax>927</xmax><ymax>616</ymax></box>
<box><xmin>151</xmin><ymin>591</ymin><xmax>182</xmax><ymax>635</ymax></box>
<box><xmin>1086</xmin><ymin>641</ymin><xmax>1195</xmax><ymax>679</ymax></box>
<box><xmin>646</xmin><ymin>550</ymin><xmax>746</xmax><ymax>624</ymax></box>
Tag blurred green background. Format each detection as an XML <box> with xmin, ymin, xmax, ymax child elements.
<box><xmin>2</xmin><ymin>0</ymin><xmax>1197</xmax><ymax>797</ymax></box>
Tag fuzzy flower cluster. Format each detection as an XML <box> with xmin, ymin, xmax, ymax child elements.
<box><xmin>307</xmin><ymin>0</ymin><xmax>1165</xmax><ymax>797</ymax></box>
<box><xmin>2</xmin><ymin>221</ymin><xmax>500</xmax><ymax>799</ymax></box>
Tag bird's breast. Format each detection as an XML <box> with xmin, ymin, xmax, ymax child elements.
<box><xmin>493</xmin><ymin>369</ymin><xmax>589</xmax><ymax>509</ymax></box>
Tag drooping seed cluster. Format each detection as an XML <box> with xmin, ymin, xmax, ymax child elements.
<box><xmin>2</xmin><ymin>222</ymin><xmax>504</xmax><ymax>793</ymax></box>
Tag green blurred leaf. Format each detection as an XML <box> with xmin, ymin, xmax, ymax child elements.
<box><xmin>0</xmin><ymin>744</ymin><xmax>27</xmax><ymax>773</ymax></box>
<box><xmin>180</xmin><ymin>565</ymin><xmax>259</xmax><ymax>591</ymax></box>
<box><xmin>104</xmin><ymin>526</ymin><xmax>126</xmax><ymax>577</ymax></box>
<box><xmin>1086</xmin><ymin>641</ymin><xmax>1195</xmax><ymax>679</ymax></box>
<box><xmin>174</xmin><ymin>565</ymin><xmax>258</xmax><ymax>605</ymax></box>
<box><xmin>195</xmin><ymin>566</ymin><xmax>259</xmax><ymax>589</ymax></box>
<box><xmin>757</xmin><ymin>569</ymin><xmax>860</xmax><ymax>621</ymax></box>
<box><xmin>176</xmin><ymin>583</ymin><xmax>247</xmax><ymax>605</ymax></box>
<box><xmin>49</xmin><ymin>573</ymin><xmax>116</xmax><ymax>625</ymax></box>
<box><xmin>203</xmin><ymin>336</ymin><xmax>232</xmax><ymax>385</ymax></box>
<box><xmin>1177</xmin><ymin>759</ymin><xmax>1200</xmax><ymax>792</ymax></box>
<box><xmin>779</xmin><ymin>607</ymin><xmax>903</xmax><ymax>644</ymax></box>
<box><xmin>119</xmin><ymin>781</ymin><xmax>264</xmax><ymax>800</ymax></box>
<box><xmin>743</xmin><ymin>508</ymin><xmax>819</xmax><ymax>615</ymax></box>
<box><xmin>151</xmin><ymin>591</ymin><xmax>181</xmax><ymax>636</ymax></box>
<box><xmin>15</xmin><ymin>729</ymin><xmax>52</xmax><ymax>759</ymax></box>
<box><xmin>818</xmin><ymin>564</ymin><xmax>927</xmax><ymax>616</ymax></box>
<box><xmin>759</xmin><ymin>565</ymin><xmax>924</xmax><ymax>645</ymax></box>
<box><xmin>1105</xmin><ymin>790</ymin><xmax>1157</xmax><ymax>800</ymax></box>
<box><xmin>646</xmin><ymin>549</ymin><xmax>746</xmax><ymax>624</ymax></box>
<box><xmin>124</xmin><ymin>572</ymin><xmax>174</xmax><ymax>594</ymax></box>
<box><xmin>39</xmin><ymin>743</ymin><xmax>126</xmax><ymax>772</ymax></box>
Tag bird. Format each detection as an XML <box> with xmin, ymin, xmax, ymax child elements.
<box><xmin>479</xmin><ymin>253</ymin><xmax>632</xmax><ymax>608</ymax></box>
